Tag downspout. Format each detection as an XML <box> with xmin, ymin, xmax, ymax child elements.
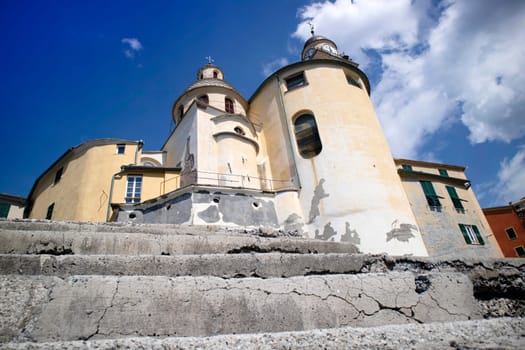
<box><xmin>275</xmin><ymin>75</ymin><xmax>302</xmax><ymax>190</ymax></box>
<box><xmin>106</xmin><ymin>168</ymin><xmax>124</xmax><ymax>222</ymax></box>
<box><xmin>134</xmin><ymin>140</ymin><xmax>144</xmax><ymax>165</ymax></box>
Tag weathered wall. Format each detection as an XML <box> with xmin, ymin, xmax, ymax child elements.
<box><xmin>29</xmin><ymin>142</ymin><xmax>139</xmax><ymax>222</ymax></box>
<box><xmin>251</xmin><ymin>61</ymin><xmax>428</xmax><ymax>256</ymax></box>
<box><xmin>397</xmin><ymin>162</ymin><xmax>502</xmax><ymax>258</ymax></box>
<box><xmin>116</xmin><ymin>188</ymin><xmax>281</xmax><ymax>228</ymax></box>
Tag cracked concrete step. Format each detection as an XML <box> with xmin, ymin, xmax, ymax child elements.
<box><xmin>2</xmin><ymin>317</ymin><xmax>524</xmax><ymax>350</ymax></box>
<box><xmin>0</xmin><ymin>219</ymin><xmax>286</xmax><ymax>236</ymax></box>
<box><xmin>0</xmin><ymin>229</ymin><xmax>358</xmax><ymax>256</ymax></box>
<box><xmin>1</xmin><ymin>273</ymin><xmax>479</xmax><ymax>343</ymax></box>
<box><xmin>0</xmin><ymin>253</ymin><xmax>378</xmax><ymax>278</ymax></box>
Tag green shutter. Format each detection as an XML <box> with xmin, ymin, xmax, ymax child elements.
<box><xmin>402</xmin><ymin>165</ymin><xmax>413</xmax><ymax>171</ymax></box>
<box><xmin>446</xmin><ymin>186</ymin><xmax>459</xmax><ymax>199</ymax></box>
<box><xmin>439</xmin><ymin>169</ymin><xmax>449</xmax><ymax>177</ymax></box>
<box><xmin>459</xmin><ymin>224</ymin><xmax>472</xmax><ymax>244</ymax></box>
<box><xmin>420</xmin><ymin>181</ymin><xmax>437</xmax><ymax>196</ymax></box>
<box><xmin>446</xmin><ymin>186</ymin><xmax>464</xmax><ymax>210</ymax></box>
<box><xmin>472</xmin><ymin>225</ymin><xmax>485</xmax><ymax>245</ymax></box>
<box><xmin>0</xmin><ymin>203</ymin><xmax>10</xmax><ymax>218</ymax></box>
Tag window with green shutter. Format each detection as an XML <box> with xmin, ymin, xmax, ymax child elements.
<box><xmin>402</xmin><ymin>165</ymin><xmax>413</xmax><ymax>171</ymax></box>
<box><xmin>420</xmin><ymin>181</ymin><xmax>441</xmax><ymax>209</ymax></box>
<box><xmin>0</xmin><ymin>203</ymin><xmax>10</xmax><ymax>218</ymax></box>
<box><xmin>446</xmin><ymin>185</ymin><xmax>464</xmax><ymax>212</ymax></box>
<box><xmin>439</xmin><ymin>169</ymin><xmax>449</xmax><ymax>177</ymax></box>
<box><xmin>459</xmin><ymin>224</ymin><xmax>484</xmax><ymax>245</ymax></box>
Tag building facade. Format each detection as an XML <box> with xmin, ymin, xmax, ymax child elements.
<box><xmin>0</xmin><ymin>193</ymin><xmax>26</xmax><ymax>219</ymax></box>
<box><xmin>394</xmin><ymin>159</ymin><xmax>501</xmax><ymax>258</ymax></box>
<box><xmin>483</xmin><ymin>198</ymin><xmax>525</xmax><ymax>257</ymax></box>
<box><xmin>23</xmin><ymin>34</ymin><xmax>501</xmax><ymax>258</ymax></box>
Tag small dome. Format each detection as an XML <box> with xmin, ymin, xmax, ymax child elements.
<box><xmin>184</xmin><ymin>78</ymin><xmax>236</xmax><ymax>93</ymax></box>
<box><xmin>197</xmin><ymin>64</ymin><xmax>224</xmax><ymax>80</ymax></box>
<box><xmin>303</xmin><ymin>35</ymin><xmax>330</xmax><ymax>50</ymax></box>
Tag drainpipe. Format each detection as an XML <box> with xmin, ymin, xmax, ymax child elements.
<box><xmin>134</xmin><ymin>140</ymin><xmax>144</xmax><ymax>165</ymax></box>
<box><xmin>275</xmin><ymin>75</ymin><xmax>302</xmax><ymax>190</ymax></box>
<box><xmin>106</xmin><ymin>168</ymin><xmax>124</xmax><ymax>222</ymax></box>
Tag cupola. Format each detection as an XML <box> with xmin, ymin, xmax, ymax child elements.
<box><xmin>197</xmin><ymin>63</ymin><xmax>224</xmax><ymax>80</ymax></box>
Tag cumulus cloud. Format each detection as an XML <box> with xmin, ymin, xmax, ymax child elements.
<box><xmin>262</xmin><ymin>57</ymin><xmax>289</xmax><ymax>76</ymax></box>
<box><xmin>293</xmin><ymin>0</ymin><xmax>525</xmax><ymax>158</ymax></box>
<box><xmin>479</xmin><ymin>146</ymin><xmax>525</xmax><ymax>205</ymax></box>
<box><xmin>121</xmin><ymin>37</ymin><xmax>143</xmax><ymax>59</ymax></box>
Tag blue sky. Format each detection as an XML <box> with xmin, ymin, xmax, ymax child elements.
<box><xmin>1</xmin><ymin>0</ymin><xmax>524</xmax><ymax>208</ymax></box>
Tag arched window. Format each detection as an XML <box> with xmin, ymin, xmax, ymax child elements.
<box><xmin>198</xmin><ymin>95</ymin><xmax>209</xmax><ymax>104</ymax></box>
<box><xmin>293</xmin><ymin>114</ymin><xmax>322</xmax><ymax>158</ymax></box>
<box><xmin>213</xmin><ymin>70</ymin><xmax>218</xmax><ymax>78</ymax></box>
<box><xmin>225</xmin><ymin>97</ymin><xmax>234</xmax><ymax>113</ymax></box>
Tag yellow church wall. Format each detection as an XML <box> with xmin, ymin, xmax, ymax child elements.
<box><xmin>248</xmin><ymin>78</ymin><xmax>296</xmax><ymax>188</ymax></box>
<box><xmin>251</xmin><ymin>60</ymin><xmax>428</xmax><ymax>255</ymax></box>
<box><xmin>28</xmin><ymin>141</ymin><xmax>140</xmax><ymax>222</ymax></box>
<box><xmin>112</xmin><ymin>170</ymin><xmax>180</xmax><ymax>204</ymax></box>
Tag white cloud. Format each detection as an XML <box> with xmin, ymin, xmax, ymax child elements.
<box><xmin>480</xmin><ymin>146</ymin><xmax>525</xmax><ymax>206</ymax></box>
<box><xmin>121</xmin><ymin>37</ymin><xmax>143</xmax><ymax>59</ymax></box>
<box><xmin>262</xmin><ymin>57</ymin><xmax>289</xmax><ymax>76</ymax></box>
<box><xmin>293</xmin><ymin>0</ymin><xmax>525</xmax><ymax>158</ymax></box>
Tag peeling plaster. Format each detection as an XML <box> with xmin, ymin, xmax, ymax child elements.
<box><xmin>308</xmin><ymin>179</ymin><xmax>329</xmax><ymax>224</ymax></box>
<box><xmin>283</xmin><ymin>213</ymin><xmax>305</xmax><ymax>236</ymax></box>
<box><xmin>315</xmin><ymin>222</ymin><xmax>337</xmax><ymax>241</ymax></box>
<box><xmin>197</xmin><ymin>206</ymin><xmax>220</xmax><ymax>223</ymax></box>
<box><xmin>341</xmin><ymin>222</ymin><xmax>360</xmax><ymax>245</ymax></box>
<box><xmin>386</xmin><ymin>220</ymin><xmax>418</xmax><ymax>242</ymax></box>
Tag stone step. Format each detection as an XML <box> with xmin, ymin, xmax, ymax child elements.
<box><xmin>0</xmin><ymin>229</ymin><xmax>358</xmax><ymax>256</ymax></box>
<box><xmin>2</xmin><ymin>317</ymin><xmax>523</xmax><ymax>350</ymax></box>
<box><xmin>1</xmin><ymin>272</ymin><xmax>479</xmax><ymax>343</ymax></box>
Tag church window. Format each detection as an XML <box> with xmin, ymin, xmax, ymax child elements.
<box><xmin>346</xmin><ymin>75</ymin><xmax>362</xmax><ymax>88</ymax></box>
<box><xmin>285</xmin><ymin>72</ymin><xmax>306</xmax><ymax>90</ymax></box>
<box><xmin>117</xmin><ymin>144</ymin><xmax>125</xmax><ymax>154</ymax></box>
<box><xmin>178</xmin><ymin>105</ymin><xmax>184</xmax><ymax>120</ymax></box>
<box><xmin>198</xmin><ymin>95</ymin><xmax>209</xmax><ymax>104</ymax></box>
<box><xmin>225</xmin><ymin>97</ymin><xmax>234</xmax><ymax>113</ymax></box>
<box><xmin>293</xmin><ymin>114</ymin><xmax>322</xmax><ymax>158</ymax></box>
<box><xmin>213</xmin><ymin>71</ymin><xmax>218</xmax><ymax>78</ymax></box>
<box><xmin>54</xmin><ymin>167</ymin><xmax>63</xmax><ymax>184</ymax></box>
<box><xmin>126</xmin><ymin>175</ymin><xmax>142</xmax><ymax>204</ymax></box>
<box><xmin>46</xmin><ymin>203</ymin><xmax>54</xmax><ymax>220</ymax></box>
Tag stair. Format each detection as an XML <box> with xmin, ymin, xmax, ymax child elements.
<box><xmin>1</xmin><ymin>219</ymin><xmax>524</xmax><ymax>348</ymax></box>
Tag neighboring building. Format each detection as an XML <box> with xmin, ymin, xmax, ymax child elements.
<box><xmin>0</xmin><ymin>193</ymin><xmax>26</xmax><ymax>219</ymax></box>
<box><xmin>483</xmin><ymin>198</ymin><xmax>525</xmax><ymax>258</ymax></box>
<box><xmin>23</xmin><ymin>34</ymin><xmax>497</xmax><ymax>258</ymax></box>
<box><xmin>395</xmin><ymin>159</ymin><xmax>502</xmax><ymax>258</ymax></box>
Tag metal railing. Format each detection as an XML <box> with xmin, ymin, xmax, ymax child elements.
<box><xmin>159</xmin><ymin>170</ymin><xmax>295</xmax><ymax>195</ymax></box>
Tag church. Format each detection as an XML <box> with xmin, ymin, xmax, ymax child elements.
<box><xmin>24</xmin><ymin>34</ymin><xmax>501</xmax><ymax>258</ymax></box>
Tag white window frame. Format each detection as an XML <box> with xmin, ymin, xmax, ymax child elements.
<box><xmin>126</xmin><ymin>175</ymin><xmax>142</xmax><ymax>204</ymax></box>
<box><xmin>464</xmin><ymin>224</ymin><xmax>481</xmax><ymax>245</ymax></box>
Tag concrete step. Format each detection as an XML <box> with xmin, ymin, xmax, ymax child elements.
<box><xmin>2</xmin><ymin>317</ymin><xmax>524</xmax><ymax>350</ymax></box>
<box><xmin>0</xmin><ymin>229</ymin><xmax>358</xmax><ymax>256</ymax></box>
<box><xmin>1</xmin><ymin>272</ymin><xmax>480</xmax><ymax>343</ymax></box>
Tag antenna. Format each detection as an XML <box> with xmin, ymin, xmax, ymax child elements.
<box><xmin>308</xmin><ymin>22</ymin><xmax>315</xmax><ymax>36</ymax></box>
